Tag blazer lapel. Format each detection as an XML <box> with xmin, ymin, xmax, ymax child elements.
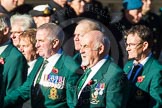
<box><xmin>91</xmin><ymin>58</ymin><xmax>111</xmax><ymax>89</ymax></box>
<box><xmin>1</xmin><ymin>43</ymin><xmax>13</xmax><ymax>58</ymax></box>
<box><xmin>124</xmin><ymin>60</ymin><xmax>134</xmax><ymax>74</ymax></box>
<box><xmin>30</xmin><ymin>57</ymin><xmax>44</xmax><ymax>83</ymax></box>
<box><xmin>52</xmin><ymin>54</ymin><xmax>65</xmax><ymax>76</ymax></box>
<box><xmin>136</xmin><ymin>56</ymin><xmax>154</xmax><ymax>87</ymax></box>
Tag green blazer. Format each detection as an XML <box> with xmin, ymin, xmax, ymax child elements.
<box><xmin>73</xmin><ymin>52</ymin><xmax>82</xmax><ymax>65</ymax></box>
<box><xmin>124</xmin><ymin>56</ymin><xmax>162</xmax><ymax>108</ymax></box>
<box><xmin>4</xmin><ymin>53</ymin><xmax>82</xmax><ymax>108</ymax></box>
<box><xmin>0</xmin><ymin>42</ymin><xmax>28</xmax><ymax>108</ymax></box>
<box><xmin>75</xmin><ymin>57</ymin><xmax>129</xmax><ymax>108</ymax></box>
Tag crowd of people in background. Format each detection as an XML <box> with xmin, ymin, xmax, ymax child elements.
<box><xmin>0</xmin><ymin>0</ymin><xmax>162</xmax><ymax>108</ymax></box>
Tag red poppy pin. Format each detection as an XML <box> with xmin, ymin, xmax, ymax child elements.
<box><xmin>81</xmin><ymin>66</ymin><xmax>86</xmax><ymax>70</ymax></box>
<box><xmin>52</xmin><ymin>67</ymin><xmax>58</xmax><ymax>74</ymax></box>
<box><xmin>137</xmin><ymin>76</ymin><xmax>145</xmax><ymax>83</ymax></box>
<box><xmin>87</xmin><ymin>80</ymin><xmax>95</xmax><ymax>86</ymax></box>
<box><xmin>0</xmin><ymin>57</ymin><xmax>4</xmax><ymax>65</ymax></box>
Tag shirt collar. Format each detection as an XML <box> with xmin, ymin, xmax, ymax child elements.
<box><xmin>46</xmin><ymin>49</ymin><xmax>62</xmax><ymax>64</ymax></box>
<box><xmin>91</xmin><ymin>55</ymin><xmax>109</xmax><ymax>71</ymax></box>
<box><xmin>133</xmin><ymin>52</ymin><xmax>152</xmax><ymax>66</ymax></box>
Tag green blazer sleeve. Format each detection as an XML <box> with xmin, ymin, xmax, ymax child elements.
<box><xmin>3</xmin><ymin>57</ymin><xmax>44</xmax><ymax>108</ymax></box>
<box><xmin>106</xmin><ymin>62</ymin><xmax>129</xmax><ymax>108</ymax></box>
<box><xmin>1</xmin><ymin>44</ymin><xmax>28</xmax><ymax>94</ymax></box>
<box><xmin>0</xmin><ymin>43</ymin><xmax>28</xmax><ymax>108</ymax></box>
<box><xmin>56</xmin><ymin>54</ymin><xmax>81</xmax><ymax>108</ymax></box>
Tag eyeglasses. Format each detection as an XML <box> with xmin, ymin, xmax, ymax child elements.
<box><xmin>125</xmin><ymin>42</ymin><xmax>143</xmax><ymax>48</ymax></box>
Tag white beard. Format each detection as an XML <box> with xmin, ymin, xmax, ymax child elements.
<box><xmin>81</xmin><ymin>59</ymin><xmax>89</xmax><ymax>67</ymax></box>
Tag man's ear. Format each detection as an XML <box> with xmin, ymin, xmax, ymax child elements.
<box><xmin>98</xmin><ymin>44</ymin><xmax>104</xmax><ymax>55</ymax></box>
<box><xmin>142</xmin><ymin>41</ymin><xmax>149</xmax><ymax>51</ymax></box>
<box><xmin>3</xmin><ymin>27</ymin><xmax>10</xmax><ymax>35</ymax></box>
<box><xmin>52</xmin><ymin>39</ymin><xmax>59</xmax><ymax>48</ymax></box>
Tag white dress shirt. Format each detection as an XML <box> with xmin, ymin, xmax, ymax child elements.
<box><xmin>34</xmin><ymin>52</ymin><xmax>62</xmax><ymax>86</ymax></box>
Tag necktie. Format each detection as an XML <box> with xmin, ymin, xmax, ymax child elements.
<box><xmin>36</xmin><ymin>60</ymin><xmax>48</xmax><ymax>84</ymax></box>
<box><xmin>78</xmin><ymin>68</ymin><xmax>91</xmax><ymax>91</ymax></box>
<box><xmin>128</xmin><ymin>64</ymin><xmax>142</xmax><ymax>82</ymax></box>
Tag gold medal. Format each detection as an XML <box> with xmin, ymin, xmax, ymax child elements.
<box><xmin>48</xmin><ymin>87</ymin><xmax>58</xmax><ymax>100</ymax></box>
<box><xmin>91</xmin><ymin>90</ymin><xmax>99</xmax><ymax>104</ymax></box>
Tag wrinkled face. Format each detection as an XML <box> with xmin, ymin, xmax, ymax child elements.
<box><xmin>80</xmin><ymin>35</ymin><xmax>99</xmax><ymax>67</ymax></box>
<box><xmin>33</xmin><ymin>16</ymin><xmax>51</xmax><ymax>28</ymax></box>
<box><xmin>35</xmin><ymin>29</ymin><xmax>53</xmax><ymax>59</ymax></box>
<box><xmin>69</xmin><ymin>0</ymin><xmax>85</xmax><ymax>15</ymax></box>
<box><xmin>126</xmin><ymin>33</ymin><xmax>144</xmax><ymax>61</ymax></box>
<box><xmin>126</xmin><ymin>9</ymin><xmax>142</xmax><ymax>24</ymax></box>
<box><xmin>19</xmin><ymin>38</ymin><xmax>36</xmax><ymax>62</ymax></box>
<box><xmin>10</xmin><ymin>24</ymin><xmax>24</xmax><ymax>47</ymax></box>
<box><xmin>142</xmin><ymin>0</ymin><xmax>152</xmax><ymax>13</ymax></box>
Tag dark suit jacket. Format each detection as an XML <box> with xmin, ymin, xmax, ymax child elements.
<box><xmin>0</xmin><ymin>42</ymin><xmax>28</xmax><ymax>108</ymax></box>
<box><xmin>75</xmin><ymin>57</ymin><xmax>129</xmax><ymax>108</ymax></box>
<box><xmin>124</xmin><ymin>56</ymin><xmax>162</xmax><ymax>108</ymax></box>
<box><xmin>140</xmin><ymin>12</ymin><xmax>162</xmax><ymax>59</ymax></box>
<box><xmin>4</xmin><ymin>53</ymin><xmax>81</xmax><ymax>108</ymax></box>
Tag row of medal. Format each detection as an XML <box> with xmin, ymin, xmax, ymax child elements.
<box><xmin>91</xmin><ymin>83</ymin><xmax>105</xmax><ymax>104</ymax></box>
<box><xmin>42</xmin><ymin>74</ymin><xmax>65</xmax><ymax>89</ymax></box>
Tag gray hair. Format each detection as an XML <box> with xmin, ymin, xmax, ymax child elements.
<box><xmin>0</xmin><ymin>14</ymin><xmax>10</xmax><ymax>31</ymax></box>
<box><xmin>78</xmin><ymin>19</ymin><xmax>101</xmax><ymax>31</ymax></box>
<box><xmin>10</xmin><ymin>14</ymin><xmax>35</xmax><ymax>30</ymax></box>
<box><xmin>37</xmin><ymin>23</ymin><xmax>65</xmax><ymax>46</ymax></box>
<box><xmin>95</xmin><ymin>32</ymin><xmax>110</xmax><ymax>55</ymax></box>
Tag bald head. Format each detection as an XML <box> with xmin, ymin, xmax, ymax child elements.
<box><xmin>77</xmin><ymin>19</ymin><xmax>100</xmax><ymax>31</ymax></box>
<box><xmin>80</xmin><ymin>30</ymin><xmax>110</xmax><ymax>67</ymax></box>
<box><xmin>81</xmin><ymin>30</ymin><xmax>110</xmax><ymax>56</ymax></box>
<box><xmin>83</xmin><ymin>30</ymin><xmax>104</xmax><ymax>43</ymax></box>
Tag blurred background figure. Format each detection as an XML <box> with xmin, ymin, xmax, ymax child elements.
<box><xmin>48</xmin><ymin>0</ymin><xmax>77</xmax><ymax>45</ymax></box>
<box><xmin>48</xmin><ymin>0</ymin><xmax>70</xmax><ymax>25</ymax></box>
<box><xmin>140</xmin><ymin>0</ymin><xmax>162</xmax><ymax>60</ymax></box>
<box><xmin>81</xmin><ymin>0</ymin><xmax>111</xmax><ymax>26</ymax></box>
<box><xmin>109</xmin><ymin>0</ymin><xmax>143</xmax><ymax>68</ymax></box>
<box><xmin>67</xmin><ymin>0</ymin><xmax>86</xmax><ymax>16</ymax></box>
<box><xmin>17</xmin><ymin>0</ymin><xmax>25</xmax><ymax>6</ymax></box>
<box><xmin>160</xmin><ymin>7</ymin><xmax>162</xmax><ymax>20</ymax></box>
<box><xmin>0</xmin><ymin>0</ymin><xmax>22</xmax><ymax>17</ymax></box>
<box><xmin>159</xmin><ymin>7</ymin><xmax>162</xmax><ymax>64</ymax></box>
<box><xmin>10</xmin><ymin>14</ymin><xmax>36</xmax><ymax>48</ymax></box>
<box><xmin>12</xmin><ymin>0</ymin><xmax>34</xmax><ymax>14</ymax></box>
<box><xmin>29</xmin><ymin>4</ymin><xmax>52</xmax><ymax>28</ymax></box>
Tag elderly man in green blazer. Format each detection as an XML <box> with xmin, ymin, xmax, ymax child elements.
<box><xmin>75</xmin><ymin>30</ymin><xmax>129</xmax><ymax>108</ymax></box>
<box><xmin>0</xmin><ymin>14</ymin><xmax>28</xmax><ymax>108</ymax></box>
<box><xmin>4</xmin><ymin>23</ymin><xmax>82</xmax><ymax>108</ymax></box>
<box><xmin>124</xmin><ymin>25</ymin><xmax>162</xmax><ymax>108</ymax></box>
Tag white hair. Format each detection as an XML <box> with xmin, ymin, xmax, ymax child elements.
<box><xmin>10</xmin><ymin>14</ymin><xmax>35</xmax><ymax>30</ymax></box>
